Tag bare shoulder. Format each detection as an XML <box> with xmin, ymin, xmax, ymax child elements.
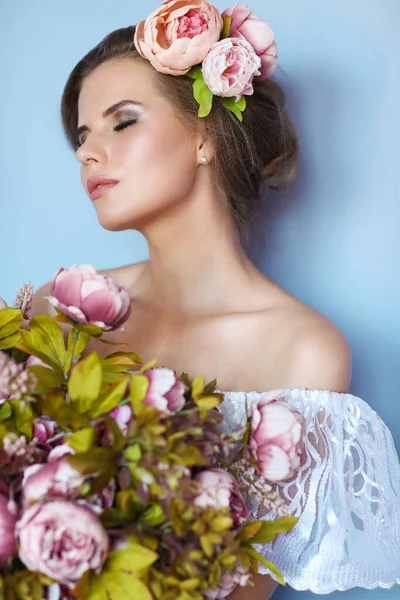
<box><xmin>256</xmin><ymin>292</ymin><xmax>352</xmax><ymax>394</ymax></box>
<box><xmin>97</xmin><ymin>260</ymin><xmax>148</xmax><ymax>293</ymax></box>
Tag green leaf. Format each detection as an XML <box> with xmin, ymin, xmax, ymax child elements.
<box><xmin>28</xmin><ymin>365</ymin><xmax>63</xmax><ymax>391</ymax></box>
<box><xmin>103</xmin><ymin>351</ymin><xmax>142</xmax><ymax>367</ymax></box>
<box><xmin>221</xmin><ymin>15</ymin><xmax>232</xmax><ymax>39</ymax></box>
<box><xmin>124</xmin><ymin>444</ymin><xmax>142</xmax><ymax>463</ymax></box>
<box><xmin>68</xmin><ymin>352</ymin><xmax>102</xmax><ymax>412</ymax></box>
<box><xmin>249</xmin><ymin>516</ymin><xmax>298</xmax><ymax>543</ymax></box>
<box><xmin>0</xmin><ymin>308</ymin><xmax>23</xmax><ymax>339</ymax></box>
<box><xmin>245</xmin><ymin>547</ymin><xmax>285</xmax><ymax>585</ymax></box>
<box><xmin>193</xmin><ymin>395</ymin><xmax>222</xmax><ymax>410</ymax></box>
<box><xmin>41</xmin><ymin>390</ymin><xmax>85</xmax><ymax>429</ymax></box>
<box><xmin>0</xmin><ymin>331</ymin><xmax>21</xmax><ymax>350</ymax></box>
<box><xmin>186</xmin><ymin>65</ymin><xmax>203</xmax><ymax>80</ymax></box>
<box><xmin>66</xmin><ymin>426</ymin><xmax>96</xmax><ymax>453</ymax></box>
<box><xmin>193</xmin><ymin>78</ymin><xmax>213</xmax><ymax>118</ymax></box>
<box><xmin>19</xmin><ymin>315</ymin><xmax>67</xmax><ymax>373</ymax></box>
<box><xmin>91</xmin><ymin>377</ymin><xmax>128</xmax><ymax>419</ymax></box>
<box><xmin>76</xmin><ymin>323</ymin><xmax>104</xmax><ymax>338</ymax></box>
<box><xmin>67</xmin><ymin>447</ymin><xmax>116</xmax><ymax>485</ymax></box>
<box><xmin>191</xmin><ymin>375</ymin><xmax>205</xmax><ymax>400</ymax></box>
<box><xmin>239</xmin><ymin>520</ymin><xmax>263</xmax><ymax>541</ymax></box>
<box><xmin>129</xmin><ymin>373</ymin><xmax>149</xmax><ymax>415</ymax></box>
<box><xmin>9</xmin><ymin>399</ymin><xmax>35</xmax><ymax>437</ymax></box>
<box><xmin>0</xmin><ymin>402</ymin><xmax>12</xmax><ymax>420</ymax></box>
<box><xmin>65</xmin><ymin>328</ymin><xmax>91</xmax><ymax>372</ymax></box>
<box><xmin>221</xmin><ymin>96</ymin><xmax>246</xmax><ymax>122</ymax></box>
<box><xmin>108</xmin><ymin>539</ymin><xmax>158</xmax><ymax>572</ymax></box>
<box><xmin>236</xmin><ymin>95</ymin><xmax>246</xmax><ymax>112</ymax></box>
<box><xmin>86</xmin><ymin>571</ymin><xmax>153</xmax><ymax>600</ymax></box>
<box><xmin>140</xmin><ymin>503</ymin><xmax>165</xmax><ymax>526</ymax></box>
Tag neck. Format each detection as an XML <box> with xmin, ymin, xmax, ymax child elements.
<box><xmin>136</xmin><ymin>184</ymin><xmax>259</xmax><ymax>315</ymax></box>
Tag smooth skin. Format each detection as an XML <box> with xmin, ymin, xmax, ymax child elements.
<box><xmin>32</xmin><ymin>57</ymin><xmax>352</xmax><ymax>599</ymax></box>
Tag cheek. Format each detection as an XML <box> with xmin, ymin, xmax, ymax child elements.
<box><xmin>120</xmin><ymin>125</ymin><xmax>197</xmax><ymax>197</ymax></box>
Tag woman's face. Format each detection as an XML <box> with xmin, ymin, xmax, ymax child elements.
<box><xmin>76</xmin><ymin>58</ymin><xmax>202</xmax><ymax>231</ymax></box>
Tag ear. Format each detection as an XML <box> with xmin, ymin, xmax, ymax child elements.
<box><xmin>195</xmin><ymin>125</ymin><xmax>215</xmax><ymax>164</ymax></box>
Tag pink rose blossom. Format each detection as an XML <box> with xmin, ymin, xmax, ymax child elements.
<box><xmin>0</xmin><ymin>493</ymin><xmax>17</xmax><ymax>565</ymax></box>
<box><xmin>202</xmin><ymin>37</ymin><xmax>261</xmax><ymax>101</ymax></box>
<box><xmin>134</xmin><ymin>0</ymin><xmax>223</xmax><ymax>75</ymax></box>
<box><xmin>143</xmin><ymin>367</ymin><xmax>186</xmax><ymax>414</ymax></box>
<box><xmin>46</xmin><ymin>264</ymin><xmax>131</xmax><ymax>331</ymax></box>
<box><xmin>222</xmin><ymin>5</ymin><xmax>278</xmax><ymax>79</ymax></box>
<box><xmin>22</xmin><ymin>459</ymin><xmax>85</xmax><ymax>504</ymax></box>
<box><xmin>193</xmin><ymin>468</ymin><xmax>249</xmax><ymax>527</ymax></box>
<box><xmin>16</xmin><ymin>500</ymin><xmax>109</xmax><ymax>587</ymax></box>
<box><xmin>0</xmin><ymin>297</ymin><xmax>7</xmax><ymax>309</ymax></box>
<box><xmin>250</xmin><ymin>390</ymin><xmax>305</xmax><ymax>482</ymax></box>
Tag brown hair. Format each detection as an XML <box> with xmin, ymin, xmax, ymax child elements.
<box><xmin>61</xmin><ymin>26</ymin><xmax>299</xmax><ymax>228</ymax></box>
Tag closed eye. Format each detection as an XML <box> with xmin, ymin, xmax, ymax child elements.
<box><xmin>113</xmin><ymin>118</ymin><xmax>138</xmax><ymax>132</ymax></box>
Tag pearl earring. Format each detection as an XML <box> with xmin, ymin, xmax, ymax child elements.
<box><xmin>201</xmin><ymin>156</ymin><xmax>207</xmax><ymax>165</ymax></box>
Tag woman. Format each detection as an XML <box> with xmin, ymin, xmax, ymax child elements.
<box><xmin>32</xmin><ymin>1</ymin><xmax>400</xmax><ymax>598</ymax></box>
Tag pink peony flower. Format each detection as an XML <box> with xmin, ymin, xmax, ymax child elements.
<box><xmin>143</xmin><ymin>367</ymin><xmax>186</xmax><ymax>414</ymax></box>
<box><xmin>46</xmin><ymin>264</ymin><xmax>131</xmax><ymax>331</ymax></box>
<box><xmin>250</xmin><ymin>390</ymin><xmax>305</xmax><ymax>482</ymax></box>
<box><xmin>193</xmin><ymin>468</ymin><xmax>249</xmax><ymax>527</ymax></box>
<box><xmin>22</xmin><ymin>459</ymin><xmax>85</xmax><ymax>504</ymax></box>
<box><xmin>16</xmin><ymin>500</ymin><xmax>109</xmax><ymax>587</ymax></box>
<box><xmin>0</xmin><ymin>297</ymin><xmax>7</xmax><ymax>309</ymax></box>
<box><xmin>202</xmin><ymin>37</ymin><xmax>261</xmax><ymax>101</ymax></box>
<box><xmin>222</xmin><ymin>5</ymin><xmax>278</xmax><ymax>80</ymax></box>
<box><xmin>109</xmin><ymin>403</ymin><xmax>133</xmax><ymax>435</ymax></box>
<box><xmin>48</xmin><ymin>443</ymin><xmax>75</xmax><ymax>462</ymax></box>
<box><xmin>0</xmin><ymin>493</ymin><xmax>17</xmax><ymax>566</ymax></box>
<box><xmin>32</xmin><ymin>417</ymin><xmax>58</xmax><ymax>444</ymax></box>
<box><xmin>134</xmin><ymin>0</ymin><xmax>223</xmax><ymax>75</ymax></box>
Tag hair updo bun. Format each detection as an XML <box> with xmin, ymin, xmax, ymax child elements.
<box><xmin>61</xmin><ymin>25</ymin><xmax>299</xmax><ymax>229</ymax></box>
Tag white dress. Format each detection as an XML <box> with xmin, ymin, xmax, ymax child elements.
<box><xmin>218</xmin><ymin>388</ymin><xmax>400</xmax><ymax>594</ymax></box>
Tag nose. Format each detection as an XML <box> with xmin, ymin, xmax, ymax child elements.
<box><xmin>75</xmin><ymin>133</ymin><xmax>108</xmax><ymax>166</ymax></box>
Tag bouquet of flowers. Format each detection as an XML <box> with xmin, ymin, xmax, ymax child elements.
<box><xmin>0</xmin><ymin>265</ymin><xmax>305</xmax><ymax>600</ymax></box>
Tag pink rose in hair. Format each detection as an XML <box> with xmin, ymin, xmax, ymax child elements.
<box><xmin>143</xmin><ymin>367</ymin><xmax>186</xmax><ymax>414</ymax></box>
<box><xmin>134</xmin><ymin>0</ymin><xmax>223</xmax><ymax>75</ymax></box>
<box><xmin>250</xmin><ymin>390</ymin><xmax>305</xmax><ymax>482</ymax></box>
<box><xmin>222</xmin><ymin>5</ymin><xmax>278</xmax><ymax>80</ymax></box>
<box><xmin>202</xmin><ymin>38</ymin><xmax>261</xmax><ymax>101</ymax></box>
<box><xmin>46</xmin><ymin>264</ymin><xmax>131</xmax><ymax>331</ymax></box>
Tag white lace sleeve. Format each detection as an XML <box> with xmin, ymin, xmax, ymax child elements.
<box><xmin>218</xmin><ymin>388</ymin><xmax>400</xmax><ymax>594</ymax></box>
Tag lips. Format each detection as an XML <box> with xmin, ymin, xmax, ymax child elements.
<box><xmin>87</xmin><ymin>176</ymin><xmax>120</xmax><ymax>200</ymax></box>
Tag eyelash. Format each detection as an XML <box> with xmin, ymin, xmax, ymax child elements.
<box><xmin>113</xmin><ymin>118</ymin><xmax>138</xmax><ymax>132</ymax></box>
<box><xmin>78</xmin><ymin>118</ymin><xmax>138</xmax><ymax>147</ymax></box>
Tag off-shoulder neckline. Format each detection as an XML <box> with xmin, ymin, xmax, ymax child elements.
<box><xmin>216</xmin><ymin>388</ymin><xmax>351</xmax><ymax>396</ymax></box>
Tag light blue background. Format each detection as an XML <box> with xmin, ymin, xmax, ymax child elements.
<box><xmin>0</xmin><ymin>1</ymin><xmax>399</xmax><ymax>598</ymax></box>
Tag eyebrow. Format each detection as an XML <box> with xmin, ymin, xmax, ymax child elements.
<box><xmin>77</xmin><ymin>100</ymin><xmax>144</xmax><ymax>138</ymax></box>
